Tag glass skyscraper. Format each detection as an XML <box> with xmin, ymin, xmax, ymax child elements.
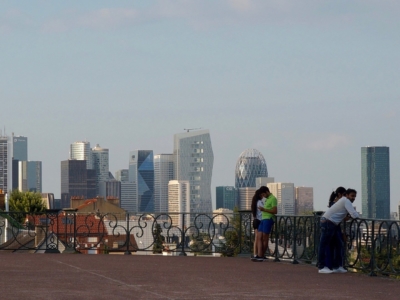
<box><xmin>12</xmin><ymin>134</ymin><xmax>28</xmax><ymax>191</ymax></box>
<box><xmin>92</xmin><ymin>144</ymin><xmax>109</xmax><ymax>195</ymax></box>
<box><xmin>216</xmin><ymin>186</ymin><xmax>237</xmax><ymax>210</ymax></box>
<box><xmin>361</xmin><ymin>146</ymin><xmax>390</xmax><ymax>219</ymax></box>
<box><xmin>174</xmin><ymin>130</ymin><xmax>214</xmax><ymax>217</ymax></box>
<box><xmin>129</xmin><ymin>150</ymin><xmax>155</xmax><ymax>212</ymax></box>
<box><xmin>61</xmin><ymin>160</ymin><xmax>88</xmax><ymax>208</ymax></box>
<box><xmin>70</xmin><ymin>141</ymin><xmax>93</xmax><ymax>169</ymax></box>
<box><xmin>115</xmin><ymin>169</ymin><xmax>129</xmax><ymax>182</ymax></box>
<box><xmin>12</xmin><ymin>134</ymin><xmax>28</xmax><ymax>161</ymax></box>
<box><xmin>154</xmin><ymin>154</ymin><xmax>174</xmax><ymax>213</ymax></box>
<box><xmin>235</xmin><ymin>149</ymin><xmax>268</xmax><ymax>188</ymax></box>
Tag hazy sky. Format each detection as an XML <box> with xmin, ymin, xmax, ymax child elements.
<box><xmin>1</xmin><ymin>0</ymin><xmax>399</xmax><ymax>212</ymax></box>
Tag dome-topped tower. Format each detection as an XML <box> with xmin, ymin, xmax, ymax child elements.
<box><xmin>235</xmin><ymin>149</ymin><xmax>268</xmax><ymax>188</ymax></box>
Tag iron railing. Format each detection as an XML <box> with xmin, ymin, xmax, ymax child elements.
<box><xmin>0</xmin><ymin>209</ymin><xmax>399</xmax><ymax>277</ymax></box>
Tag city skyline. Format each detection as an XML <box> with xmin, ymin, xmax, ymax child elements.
<box><xmin>1</xmin><ymin>130</ymin><xmax>399</xmax><ymax>214</ymax></box>
<box><xmin>1</xmin><ymin>1</ymin><xmax>399</xmax><ymax>213</ymax></box>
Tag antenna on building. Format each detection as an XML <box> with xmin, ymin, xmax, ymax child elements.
<box><xmin>184</xmin><ymin>128</ymin><xmax>202</xmax><ymax>132</ymax></box>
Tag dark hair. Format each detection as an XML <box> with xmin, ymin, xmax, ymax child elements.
<box><xmin>251</xmin><ymin>186</ymin><xmax>268</xmax><ymax>217</ymax></box>
<box><xmin>328</xmin><ymin>186</ymin><xmax>346</xmax><ymax>207</ymax></box>
<box><xmin>346</xmin><ymin>188</ymin><xmax>357</xmax><ymax>195</ymax></box>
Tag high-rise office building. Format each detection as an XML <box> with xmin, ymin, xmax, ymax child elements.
<box><xmin>120</xmin><ymin>181</ymin><xmax>136</xmax><ymax>212</ymax></box>
<box><xmin>86</xmin><ymin>169</ymin><xmax>97</xmax><ymax>199</ymax></box>
<box><xmin>129</xmin><ymin>150</ymin><xmax>154</xmax><ymax>212</ymax></box>
<box><xmin>295</xmin><ymin>187</ymin><xmax>314</xmax><ymax>215</ymax></box>
<box><xmin>216</xmin><ymin>186</ymin><xmax>237</xmax><ymax>210</ymax></box>
<box><xmin>18</xmin><ymin>161</ymin><xmax>29</xmax><ymax>192</ymax></box>
<box><xmin>99</xmin><ymin>180</ymin><xmax>121</xmax><ymax>200</ymax></box>
<box><xmin>27</xmin><ymin>161</ymin><xmax>42</xmax><ymax>193</ymax></box>
<box><xmin>235</xmin><ymin>149</ymin><xmax>268</xmax><ymax>189</ymax></box>
<box><xmin>174</xmin><ymin>130</ymin><xmax>214</xmax><ymax>218</ymax></box>
<box><xmin>168</xmin><ymin>180</ymin><xmax>190</xmax><ymax>228</ymax></box>
<box><xmin>0</xmin><ymin>135</ymin><xmax>12</xmax><ymax>193</ymax></box>
<box><xmin>115</xmin><ymin>169</ymin><xmax>129</xmax><ymax>182</ymax></box>
<box><xmin>361</xmin><ymin>146</ymin><xmax>390</xmax><ymax>219</ymax></box>
<box><xmin>70</xmin><ymin>141</ymin><xmax>93</xmax><ymax>169</ymax></box>
<box><xmin>12</xmin><ymin>134</ymin><xmax>28</xmax><ymax>191</ymax></box>
<box><xmin>18</xmin><ymin>160</ymin><xmax>43</xmax><ymax>193</ymax></box>
<box><xmin>238</xmin><ymin>187</ymin><xmax>257</xmax><ymax>210</ymax></box>
<box><xmin>92</xmin><ymin>144</ymin><xmax>109</xmax><ymax>195</ymax></box>
<box><xmin>267</xmin><ymin>183</ymin><xmax>295</xmax><ymax>215</ymax></box>
<box><xmin>256</xmin><ymin>177</ymin><xmax>274</xmax><ymax>189</ymax></box>
<box><xmin>61</xmin><ymin>160</ymin><xmax>88</xmax><ymax>208</ymax></box>
<box><xmin>12</xmin><ymin>134</ymin><xmax>28</xmax><ymax>161</ymax></box>
<box><xmin>154</xmin><ymin>154</ymin><xmax>174</xmax><ymax>213</ymax></box>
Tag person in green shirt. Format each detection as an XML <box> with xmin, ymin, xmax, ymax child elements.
<box><xmin>253</xmin><ymin>187</ymin><xmax>277</xmax><ymax>262</ymax></box>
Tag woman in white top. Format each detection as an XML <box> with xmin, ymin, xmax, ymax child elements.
<box><xmin>250</xmin><ymin>186</ymin><xmax>268</xmax><ymax>260</ymax></box>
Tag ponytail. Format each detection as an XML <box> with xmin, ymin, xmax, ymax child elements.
<box><xmin>329</xmin><ymin>186</ymin><xmax>346</xmax><ymax>207</ymax></box>
<box><xmin>328</xmin><ymin>191</ymin><xmax>336</xmax><ymax>206</ymax></box>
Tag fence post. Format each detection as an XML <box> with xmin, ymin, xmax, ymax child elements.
<box><xmin>124</xmin><ymin>212</ymin><xmax>131</xmax><ymax>255</ymax></box>
<box><xmin>369</xmin><ymin>220</ymin><xmax>377</xmax><ymax>276</ymax></box>
<box><xmin>274</xmin><ymin>217</ymin><xmax>280</xmax><ymax>262</ymax></box>
<box><xmin>237</xmin><ymin>210</ymin><xmax>252</xmax><ymax>257</ymax></box>
<box><xmin>44</xmin><ymin>209</ymin><xmax>61</xmax><ymax>253</ymax></box>
<box><xmin>62</xmin><ymin>209</ymin><xmax>78</xmax><ymax>253</ymax></box>
<box><xmin>179</xmin><ymin>213</ymin><xmax>187</xmax><ymax>256</ymax></box>
<box><xmin>292</xmin><ymin>216</ymin><xmax>299</xmax><ymax>264</ymax></box>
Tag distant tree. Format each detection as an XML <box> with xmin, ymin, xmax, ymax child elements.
<box><xmin>220</xmin><ymin>207</ymin><xmax>242</xmax><ymax>257</ymax></box>
<box><xmin>8</xmin><ymin>190</ymin><xmax>47</xmax><ymax>224</ymax></box>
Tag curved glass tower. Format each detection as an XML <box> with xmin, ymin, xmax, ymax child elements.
<box><xmin>235</xmin><ymin>149</ymin><xmax>268</xmax><ymax>188</ymax></box>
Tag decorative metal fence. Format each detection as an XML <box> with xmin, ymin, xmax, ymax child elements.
<box><xmin>0</xmin><ymin>209</ymin><xmax>399</xmax><ymax>277</ymax></box>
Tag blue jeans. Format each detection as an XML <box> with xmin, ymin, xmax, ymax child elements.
<box><xmin>331</xmin><ymin>226</ymin><xmax>344</xmax><ymax>268</ymax></box>
<box><xmin>318</xmin><ymin>218</ymin><xmax>338</xmax><ymax>270</ymax></box>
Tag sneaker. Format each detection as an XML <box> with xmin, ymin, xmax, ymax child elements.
<box><xmin>263</xmin><ymin>256</ymin><xmax>268</xmax><ymax>261</ymax></box>
<box><xmin>251</xmin><ymin>255</ymin><xmax>264</xmax><ymax>262</ymax></box>
<box><xmin>318</xmin><ymin>267</ymin><xmax>333</xmax><ymax>274</ymax></box>
<box><xmin>333</xmin><ymin>267</ymin><xmax>347</xmax><ymax>273</ymax></box>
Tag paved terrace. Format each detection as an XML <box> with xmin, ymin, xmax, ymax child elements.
<box><xmin>0</xmin><ymin>253</ymin><xmax>399</xmax><ymax>300</ymax></box>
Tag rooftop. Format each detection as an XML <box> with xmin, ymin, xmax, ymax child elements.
<box><xmin>1</xmin><ymin>253</ymin><xmax>399</xmax><ymax>299</ymax></box>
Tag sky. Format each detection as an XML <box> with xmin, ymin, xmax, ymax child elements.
<box><xmin>1</xmin><ymin>0</ymin><xmax>399</xmax><ymax>213</ymax></box>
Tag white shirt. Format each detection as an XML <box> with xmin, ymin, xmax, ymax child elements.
<box><xmin>256</xmin><ymin>198</ymin><xmax>265</xmax><ymax>220</ymax></box>
<box><xmin>323</xmin><ymin>196</ymin><xmax>360</xmax><ymax>225</ymax></box>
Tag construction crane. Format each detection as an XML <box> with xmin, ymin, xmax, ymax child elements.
<box><xmin>184</xmin><ymin>128</ymin><xmax>202</xmax><ymax>132</ymax></box>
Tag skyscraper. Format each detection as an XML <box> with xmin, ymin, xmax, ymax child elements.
<box><xmin>154</xmin><ymin>154</ymin><xmax>174</xmax><ymax>213</ymax></box>
<box><xmin>61</xmin><ymin>160</ymin><xmax>88</xmax><ymax>208</ymax></box>
<box><xmin>99</xmin><ymin>180</ymin><xmax>121</xmax><ymax>200</ymax></box>
<box><xmin>12</xmin><ymin>134</ymin><xmax>28</xmax><ymax>161</ymax></box>
<box><xmin>235</xmin><ymin>149</ymin><xmax>268</xmax><ymax>188</ymax></box>
<box><xmin>27</xmin><ymin>161</ymin><xmax>42</xmax><ymax>193</ymax></box>
<box><xmin>361</xmin><ymin>146</ymin><xmax>390</xmax><ymax>219</ymax></box>
<box><xmin>267</xmin><ymin>182</ymin><xmax>295</xmax><ymax>215</ymax></box>
<box><xmin>18</xmin><ymin>161</ymin><xmax>29</xmax><ymax>192</ymax></box>
<box><xmin>0</xmin><ymin>135</ymin><xmax>12</xmax><ymax>193</ymax></box>
<box><xmin>115</xmin><ymin>169</ymin><xmax>129</xmax><ymax>182</ymax></box>
<box><xmin>168</xmin><ymin>180</ymin><xmax>190</xmax><ymax>228</ymax></box>
<box><xmin>256</xmin><ymin>177</ymin><xmax>274</xmax><ymax>189</ymax></box>
<box><xmin>70</xmin><ymin>141</ymin><xmax>93</xmax><ymax>169</ymax></box>
<box><xmin>92</xmin><ymin>144</ymin><xmax>109</xmax><ymax>195</ymax></box>
<box><xmin>129</xmin><ymin>150</ymin><xmax>154</xmax><ymax>212</ymax></box>
<box><xmin>238</xmin><ymin>187</ymin><xmax>257</xmax><ymax>210</ymax></box>
<box><xmin>120</xmin><ymin>181</ymin><xmax>136</xmax><ymax>212</ymax></box>
<box><xmin>12</xmin><ymin>134</ymin><xmax>28</xmax><ymax>191</ymax></box>
<box><xmin>174</xmin><ymin>130</ymin><xmax>214</xmax><ymax>217</ymax></box>
<box><xmin>216</xmin><ymin>186</ymin><xmax>237</xmax><ymax>210</ymax></box>
<box><xmin>295</xmin><ymin>187</ymin><xmax>314</xmax><ymax>215</ymax></box>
